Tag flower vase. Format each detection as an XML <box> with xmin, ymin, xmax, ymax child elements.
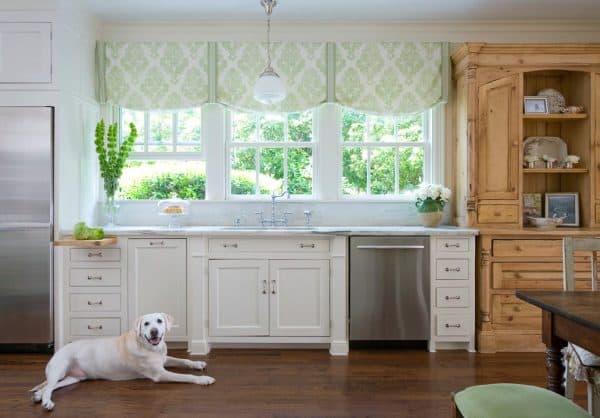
<box><xmin>416</xmin><ymin>199</ymin><xmax>444</xmax><ymax>228</ymax></box>
<box><xmin>103</xmin><ymin>179</ymin><xmax>120</xmax><ymax>226</ymax></box>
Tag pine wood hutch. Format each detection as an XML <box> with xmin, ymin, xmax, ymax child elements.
<box><xmin>452</xmin><ymin>43</ymin><xmax>600</xmax><ymax>352</ymax></box>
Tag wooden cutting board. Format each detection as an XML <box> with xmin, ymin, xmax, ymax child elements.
<box><xmin>53</xmin><ymin>236</ymin><xmax>118</xmax><ymax>247</ymax></box>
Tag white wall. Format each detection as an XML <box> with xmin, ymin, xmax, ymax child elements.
<box><xmin>56</xmin><ymin>0</ymin><xmax>101</xmax><ymax>229</ymax></box>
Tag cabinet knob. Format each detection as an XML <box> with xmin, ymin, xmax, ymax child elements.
<box><xmin>87</xmin><ymin>251</ymin><xmax>103</xmax><ymax>258</ymax></box>
<box><xmin>444</xmin><ymin>243</ymin><xmax>461</xmax><ymax>248</ymax></box>
<box><xmin>494</xmin><ymin>211</ymin><xmax>502</xmax><ymax>217</ymax></box>
<box><xmin>516</xmin><ymin>245</ymin><xmax>524</xmax><ymax>251</ymax></box>
<box><xmin>445</xmin><ymin>295</ymin><xmax>461</xmax><ymax>300</ymax></box>
<box><xmin>444</xmin><ymin>323</ymin><xmax>462</xmax><ymax>328</ymax></box>
<box><xmin>299</xmin><ymin>243</ymin><xmax>316</xmax><ymax>249</ymax></box>
<box><xmin>261</xmin><ymin>280</ymin><xmax>267</xmax><ymax>295</ymax></box>
<box><xmin>515</xmin><ymin>272</ymin><xmax>522</xmax><ymax>278</ymax></box>
<box><xmin>149</xmin><ymin>240</ymin><xmax>165</xmax><ymax>246</ymax></box>
<box><xmin>87</xmin><ymin>275</ymin><xmax>102</xmax><ymax>281</ymax></box>
<box><xmin>87</xmin><ymin>300</ymin><xmax>103</xmax><ymax>306</ymax></box>
<box><xmin>87</xmin><ymin>324</ymin><xmax>103</xmax><ymax>330</ymax></box>
<box><xmin>223</xmin><ymin>243</ymin><xmax>238</xmax><ymax>248</ymax></box>
<box><xmin>271</xmin><ymin>279</ymin><xmax>277</xmax><ymax>294</ymax></box>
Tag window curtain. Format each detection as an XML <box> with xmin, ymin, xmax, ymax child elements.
<box><xmin>216</xmin><ymin>42</ymin><xmax>327</xmax><ymax>113</ymax></box>
<box><xmin>101</xmin><ymin>41</ymin><xmax>209</xmax><ymax>111</ymax></box>
<box><xmin>335</xmin><ymin>42</ymin><xmax>447</xmax><ymax>115</ymax></box>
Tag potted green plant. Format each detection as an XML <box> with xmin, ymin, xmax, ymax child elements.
<box><xmin>94</xmin><ymin>120</ymin><xmax>137</xmax><ymax>225</ymax></box>
<box><xmin>414</xmin><ymin>183</ymin><xmax>451</xmax><ymax>227</ymax></box>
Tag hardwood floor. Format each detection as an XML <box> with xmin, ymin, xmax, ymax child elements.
<box><xmin>0</xmin><ymin>348</ymin><xmax>588</xmax><ymax>417</ymax></box>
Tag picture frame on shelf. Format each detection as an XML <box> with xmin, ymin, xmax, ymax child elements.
<box><xmin>524</xmin><ymin>96</ymin><xmax>549</xmax><ymax>114</ymax></box>
<box><xmin>545</xmin><ymin>192</ymin><xmax>579</xmax><ymax>226</ymax></box>
<box><xmin>523</xmin><ymin>193</ymin><xmax>542</xmax><ymax>224</ymax></box>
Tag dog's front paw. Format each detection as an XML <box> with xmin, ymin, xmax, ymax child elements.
<box><xmin>42</xmin><ymin>399</ymin><xmax>55</xmax><ymax>411</ymax></box>
<box><xmin>194</xmin><ymin>375</ymin><xmax>215</xmax><ymax>385</ymax></box>
<box><xmin>192</xmin><ymin>361</ymin><xmax>206</xmax><ymax>370</ymax></box>
<box><xmin>31</xmin><ymin>390</ymin><xmax>42</xmax><ymax>403</ymax></box>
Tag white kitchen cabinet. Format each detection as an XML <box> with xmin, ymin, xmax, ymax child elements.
<box><xmin>208</xmin><ymin>259</ymin><xmax>269</xmax><ymax>336</ymax></box>
<box><xmin>128</xmin><ymin>239</ymin><xmax>187</xmax><ymax>339</ymax></box>
<box><xmin>0</xmin><ymin>23</ymin><xmax>52</xmax><ymax>83</ymax></box>
<box><xmin>269</xmin><ymin>260</ymin><xmax>329</xmax><ymax>337</ymax></box>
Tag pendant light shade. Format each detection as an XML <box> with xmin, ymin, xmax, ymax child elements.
<box><xmin>253</xmin><ymin>67</ymin><xmax>286</xmax><ymax>105</ymax></box>
<box><xmin>253</xmin><ymin>0</ymin><xmax>286</xmax><ymax>105</ymax></box>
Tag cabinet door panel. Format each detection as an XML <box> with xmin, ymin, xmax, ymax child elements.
<box><xmin>128</xmin><ymin>239</ymin><xmax>187</xmax><ymax>338</ymax></box>
<box><xmin>269</xmin><ymin>260</ymin><xmax>329</xmax><ymax>337</ymax></box>
<box><xmin>209</xmin><ymin>259</ymin><xmax>269</xmax><ymax>336</ymax></box>
<box><xmin>478</xmin><ymin>75</ymin><xmax>520</xmax><ymax>201</ymax></box>
<box><xmin>0</xmin><ymin>23</ymin><xmax>52</xmax><ymax>83</ymax></box>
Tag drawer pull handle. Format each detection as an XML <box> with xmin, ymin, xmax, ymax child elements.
<box><xmin>445</xmin><ymin>295</ymin><xmax>461</xmax><ymax>300</ymax></box>
<box><xmin>445</xmin><ymin>323</ymin><xmax>462</xmax><ymax>328</ymax></box>
<box><xmin>149</xmin><ymin>240</ymin><xmax>165</xmax><ymax>246</ymax></box>
<box><xmin>87</xmin><ymin>251</ymin><xmax>103</xmax><ymax>258</ymax></box>
<box><xmin>87</xmin><ymin>325</ymin><xmax>103</xmax><ymax>330</ymax></box>
<box><xmin>223</xmin><ymin>243</ymin><xmax>238</xmax><ymax>248</ymax></box>
<box><xmin>516</xmin><ymin>246</ymin><xmax>524</xmax><ymax>252</ymax></box>
<box><xmin>444</xmin><ymin>243</ymin><xmax>461</xmax><ymax>248</ymax></box>
<box><xmin>271</xmin><ymin>279</ymin><xmax>277</xmax><ymax>294</ymax></box>
<box><xmin>87</xmin><ymin>300</ymin><xmax>103</xmax><ymax>306</ymax></box>
<box><xmin>494</xmin><ymin>211</ymin><xmax>501</xmax><ymax>217</ymax></box>
<box><xmin>299</xmin><ymin>243</ymin><xmax>316</xmax><ymax>249</ymax></box>
<box><xmin>445</xmin><ymin>267</ymin><xmax>461</xmax><ymax>272</ymax></box>
<box><xmin>262</xmin><ymin>279</ymin><xmax>267</xmax><ymax>295</ymax></box>
<box><xmin>87</xmin><ymin>275</ymin><xmax>103</xmax><ymax>281</ymax></box>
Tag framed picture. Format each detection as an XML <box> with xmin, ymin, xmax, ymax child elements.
<box><xmin>524</xmin><ymin>96</ymin><xmax>549</xmax><ymax>114</ymax></box>
<box><xmin>545</xmin><ymin>192</ymin><xmax>579</xmax><ymax>226</ymax></box>
<box><xmin>523</xmin><ymin>193</ymin><xmax>542</xmax><ymax>224</ymax></box>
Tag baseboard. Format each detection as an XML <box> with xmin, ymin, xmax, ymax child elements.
<box><xmin>188</xmin><ymin>340</ymin><xmax>210</xmax><ymax>355</ymax></box>
<box><xmin>329</xmin><ymin>340</ymin><xmax>349</xmax><ymax>356</ymax></box>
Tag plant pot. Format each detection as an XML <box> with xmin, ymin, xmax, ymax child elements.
<box><xmin>418</xmin><ymin>211</ymin><xmax>443</xmax><ymax>227</ymax></box>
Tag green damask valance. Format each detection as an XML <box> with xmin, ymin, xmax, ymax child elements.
<box><xmin>98</xmin><ymin>40</ymin><xmax>447</xmax><ymax>115</ymax></box>
<box><xmin>216</xmin><ymin>41</ymin><xmax>327</xmax><ymax>113</ymax></box>
<box><xmin>335</xmin><ymin>42</ymin><xmax>446</xmax><ymax>115</ymax></box>
<box><xmin>103</xmin><ymin>41</ymin><xmax>209</xmax><ymax>111</ymax></box>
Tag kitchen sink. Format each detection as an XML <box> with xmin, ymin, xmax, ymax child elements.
<box><xmin>215</xmin><ymin>226</ymin><xmax>317</xmax><ymax>231</ymax></box>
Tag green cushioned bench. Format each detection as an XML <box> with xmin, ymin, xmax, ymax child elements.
<box><xmin>452</xmin><ymin>384</ymin><xmax>592</xmax><ymax>418</ymax></box>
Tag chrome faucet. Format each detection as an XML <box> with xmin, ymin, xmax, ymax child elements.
<box><xmin>256</xmin><ymin>189</ymin><xmax>291</xmax><ymax>227</ymax></box>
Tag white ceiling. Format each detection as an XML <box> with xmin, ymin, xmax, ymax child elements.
<box><xmin>86</xmin><ymin>0</ymin><xmax>600</xmax><ymax>21</ymax></box>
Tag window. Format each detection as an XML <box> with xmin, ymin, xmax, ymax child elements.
<box><xmin>118</xmin><ymin>108</ymin><xmax>205</xmax><ymax>200</ymax></box>
<box><xmin>228</xmin><ymin>110</ymin><xmax>314</xmax><ymax>198</ymax></box>
<box><xmin>340</xmin><ymin>108</ymin><xmax>429</xmax><ymax>197</ymax></box>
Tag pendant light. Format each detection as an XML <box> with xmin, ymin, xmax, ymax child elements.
<box><xmin>253</xmin><ymin>0</ymin><xmax>286</xmax><ymax>105</ymax></box>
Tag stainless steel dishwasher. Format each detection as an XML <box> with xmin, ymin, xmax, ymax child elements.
<box><xmin>349</xmin><ymin>236</ymin><xmax>430</xmax><ymax>341</ymax></box>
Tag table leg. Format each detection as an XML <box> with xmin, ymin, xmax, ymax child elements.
<box><xmin>542</xmin><ymin>311</ymin><xmax>566</xmax><ymax>395</ymax></box>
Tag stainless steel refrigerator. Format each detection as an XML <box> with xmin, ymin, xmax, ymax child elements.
<box><xmin>0</xmin><ymin>107</ymin><xmax>53</xmax><ymax>351</ymax></box>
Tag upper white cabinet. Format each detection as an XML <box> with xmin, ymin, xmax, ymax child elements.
<box><xmin>269</xmin><ymin>260</ymin><xmax>329</xmax><ymax>337</ymax></box>
<box><xmin>0</xmin><ymin>23</ymin><xmax>52</xmax><ymax>83</ymax></box>
<box><xmin>128</xmin><ymin>239</ymin><xmax>187</xmax><ymax>339</ymax></box>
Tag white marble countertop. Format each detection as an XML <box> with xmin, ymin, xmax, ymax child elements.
<box><xmin>61</xmin><ymin>225</ymin><xmax>478</xmax><ymax>237</ymax></box>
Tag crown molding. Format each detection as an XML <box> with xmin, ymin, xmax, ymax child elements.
<box><xmin>99</xmin><ymin>20</ymin><xmax>600</xmax><ymax>42</ymax></box>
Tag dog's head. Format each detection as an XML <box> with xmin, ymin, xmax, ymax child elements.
<box><xmin>134</xmin><ymin>313</ymin><xmax>173</xmax><ymax>348</ymax></box>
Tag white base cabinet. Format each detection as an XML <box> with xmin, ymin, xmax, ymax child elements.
<box><xmin>208</xmin><ymin>259</ymin><xmax>269</xmax><ymax>336</ymax></box>
<box><xmin>208</xmin><ymin>258</ymin><xmax>330</xmax><ymax>338</ymax></box>
<box><xmin>128</xmin><ymin>239</ymin><xmax>187</xmax><ymax>340</ymax></box>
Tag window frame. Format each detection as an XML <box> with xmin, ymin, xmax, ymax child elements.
<box><xmin>339</xmin><ymin>108</ymin><xmax>433</xmax><ymax>201</ymax></box>
<box><xmin>119</xmin><ymin>108</ymin><xmax>204</xmax><ymax>161</ymax></box>
<box><xmin>225</xmin><ymin>110</ymin><xmax>318</xmax><ymax>200</ymax></box>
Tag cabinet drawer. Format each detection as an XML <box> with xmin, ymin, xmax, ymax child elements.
<box><xmin>436</xmin><ymin>314</ymin><xmax>471</xmax><ymax>336</ymax></box>
<box><xmin>70</xmin><ymin>318</ymin><xmax>121</xmax><ymax>336</ymax></box>
<box><xmin>436</xmin><ymin>287</ymin><xmax>469</xmax><ymax>308</ymax></box>
<box><xmin>70</xmin><ymin>268</ymin><xmax>121</xmax><ymax>286</ymax></box>
<box><xmin>436</xmin><ymin>259</ymin><xmax>469</xmax><ymax>280</ymax></box>
<box><xmin>70</xmin><ymin>294</ymin><xmax>121</xmax><ymax>312</ymax></box>
<box><xmin>492</xmin><ymin>262</ymin><xmax>593</xmax><ymax>290</ymax></box>
<box><xmin>436</xmin><ymin>237</ymin><xmax>470</xmax><ymax>253</ymax></box>
<box><xmin>478</xmin><ymin>204</ymin><xmax>519</xmax><ymax>223</ymax></box>
<box><xmin>209</xmin><ymin>238</ymin><xmax>329</xmax><ymax>253</ymax></box>
<box><xmin>491</xmin><ymin>294</ymin><xmax>540</xmax><ymax>330</ymax></box>
<box><xmin>492</xmin><ymin>239</ymin><xmax>561</xmax><ymax>258</ymax></box>
<box><xmin>70</xmin><ymin>248</ymin><xmax>121</xmax><ymax>262</ymax></box>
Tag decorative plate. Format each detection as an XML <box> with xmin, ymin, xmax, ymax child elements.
<box><xmin>523</xmin><ymin>136</ymin><xmax>568</xmax><ymax>168</ymax></box>
<box><xmin>537</xmin><ymin>88</ymin><xmax>566</xmax><ymax>113</ymax></box>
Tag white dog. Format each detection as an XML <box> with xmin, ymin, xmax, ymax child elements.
<box><xmin>30</xmin><ymin>313</ymin><xmax>215</xmax><ymax>411</ymax></box>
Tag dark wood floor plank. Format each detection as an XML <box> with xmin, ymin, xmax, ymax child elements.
<box><xmin>0</xmin><ymin>349</ymin><xmax>588</xmax><ymax>417</ymax></box>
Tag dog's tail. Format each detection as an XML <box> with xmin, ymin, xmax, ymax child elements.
<box><xmin>29</xmin><ymin>381</ymin><xmax>47</xmax><ymax>392</ymax></box>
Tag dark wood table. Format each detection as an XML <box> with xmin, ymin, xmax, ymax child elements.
<box><xmin>516</xmin><ymin>291</ymin><xmax>600</xmax><ymax>395</ymax></box>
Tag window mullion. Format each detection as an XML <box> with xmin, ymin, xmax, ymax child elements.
<box><xmin>172</xmin><ymin>112</ymin><xmax>178</xmax><ymax>152</ymax></box>
<box><xmin>366</xmin><ymin>146</ymin><xmax>371</xmax><ymax>196</ymax></box>
<box><xmin>144</xmin><ymin>112</ymin><xmax>150</xmax><ymax>152</ymax></box>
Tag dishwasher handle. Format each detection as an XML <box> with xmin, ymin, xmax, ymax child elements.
<box><xmin>355</xmin><ymin>245</ymin><xmax>425</xmax><ymax>250</ymax></box>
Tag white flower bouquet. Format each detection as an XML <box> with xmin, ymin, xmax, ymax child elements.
<box><xmin>414</xmin><ymin>183</ymin><xmax>452</xmax><ymax>213</ymax></box>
